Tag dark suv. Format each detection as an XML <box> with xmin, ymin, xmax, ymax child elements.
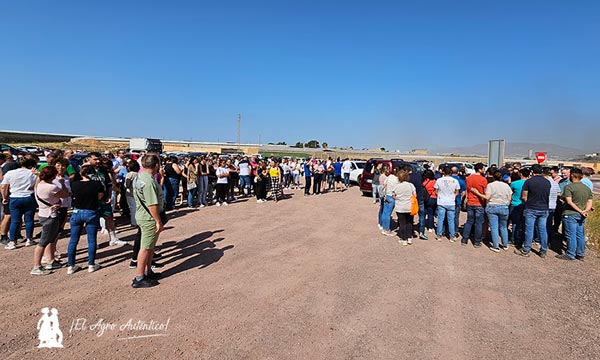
<box><xmin>359</xmin><ymin>158</ymin><xmax>423</xmax><ymax>196</ymax></box>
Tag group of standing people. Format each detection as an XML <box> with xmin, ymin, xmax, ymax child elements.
<box><xmin>375</xmin><ymin>161</ymin><xmax>594</xmax><ymax>261</ymax></box>
<box><xmin>0</xmin><ymin>151</ymin><xmax>166</xmax><ymax>288</ymax></box>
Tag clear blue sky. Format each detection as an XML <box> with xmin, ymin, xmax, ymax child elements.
<box><xmin>1</xmin><ymin>0</ymin><xmax>598</xmax><ymax>151</ymax></box>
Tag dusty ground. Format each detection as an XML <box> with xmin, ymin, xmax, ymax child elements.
<box><xmin>1</xmin><ymin>186</ymin><xmax>599</xmax><ymax>359</ymax></box>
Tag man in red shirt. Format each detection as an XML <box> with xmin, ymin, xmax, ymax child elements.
<box><xmin>461</xmin><ymin>163</ymin><xmax>487</xmax><ymax>247</ymax></box>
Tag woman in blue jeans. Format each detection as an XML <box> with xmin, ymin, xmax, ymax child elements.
<box><xmin>1</xmin><ymin>154</ymin><xmax>38</xmax><ymax>250</ymax></box>
<box><xmin>67</xmin><ymin>165</ymin><xmax>105</xmax><ymax>274</ymax></box>
<box><xmin>473</xmin><ymin>171</ymin><xmax>512</xmax><ymax>252</ymax></box>
<box><xmin>163</xmin><ymin>156</ymin><xmax>182</xmax><ymax>210</ymax></box>
<box><xmin>379</xmin><ymin>166</ymin><xmax>396</xmax><ymax>236</ymax></box>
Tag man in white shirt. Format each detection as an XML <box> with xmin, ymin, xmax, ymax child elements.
<box><xmin>434</xmin><ymin>166</ymin><xmax>460</xmax><ymax>242</ymax></box>
<box><xmin>342</xmin><ymin>159</ymin><xmax>352</xmax><ymax>188</ymax></box>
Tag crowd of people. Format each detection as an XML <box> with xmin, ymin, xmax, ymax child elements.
<box><xmin>0</xmin><ymin>149</ymin><xmax>360</xmax><ymax>287</ymax></box>
<box><xmin>0</xmin><ymin>148</ymin><xmax>596</xmax><ymax>289</ymax></box>
<box><xmin>375</xmin><ymin>161</ymin><xmax>594</xmax><ymax>261</ymax></box>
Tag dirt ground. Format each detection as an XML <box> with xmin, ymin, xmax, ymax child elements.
<box><xmin>1</xmin><ymin>186</ymin><xmax>599</xmax><ymax>359</ymax></box>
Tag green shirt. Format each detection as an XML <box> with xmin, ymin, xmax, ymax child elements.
<box><xmin>134</xmin><ymin>171</ymin><xmax>164</xmax><ymax>223</ymax></box>
<box><xmin>562</xmin><ymin>182</ymin><xmax>593</xmax><ymax>216</ymax></box>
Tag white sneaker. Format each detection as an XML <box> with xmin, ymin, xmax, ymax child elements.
<box><xmin>199</xmin><ymin>204</ymin><xmax>205</xmax><ymax>208</ymax></box>
<box><xmin>67</xmin><ymin>265</ymin><xmax>81</xmax><ymax>275</ymax></box>
<box><xmin>257</xmin><ymin>199</ymin><xmax>261</xmax><ymax>203</ymax></box>
<box><xmin>109</xmin><ymin>239</ymin><xmax>127</xmax><ymax>246</ymax></box>
<box><xmin>25</xmin><ymin>239</ymin><xmax>36</xmax><ymax>246</ymax></box>
<box><xmin>216</xmin><ymin>202</ymin><xmax>222</xmax><ymax>207</ymax></box>
<box><xmin>88</xmin><ymin>264</ymin><xmax>101</xmax><ymax>273</ymax></box>
<box><xmin>223</xmin><ymin>202</ymin><xmax>229</xmax><ymax>206</ymax></box>
<box><xmin>407</xmin><ymin>239</ymin><xmax>413</xmax><ymax>245</ymax></box>
<box><xmin>5</xmin><ymin>242</ymin><xmax>16</xmax><ymax>250</ymax></box>
<box><xmin>400</xmin><ymin>240</ymin><xmax>408</xmax><ymax>246</ymax></box>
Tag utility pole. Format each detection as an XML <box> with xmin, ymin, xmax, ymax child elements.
<box><xmin>258</xmin><ymin>134</ymin><xmax>261</xmax><ymax>146</ymax></box>
<box><xmin>237</xmin><ymin>113</ymin><xmax>241</xmax><ymax>153</ymax></box>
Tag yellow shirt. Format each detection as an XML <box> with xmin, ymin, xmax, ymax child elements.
<box><xmin>269</xmin><ymin>167</ymin><xmax>279</xmax><ymax>177</ymax></box>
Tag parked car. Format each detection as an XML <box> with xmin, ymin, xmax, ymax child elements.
<box><xmin>437</xmin><ymin>162</ymin><xmax>475</xmax><ymax>175</ymax></box>
<box><xmin>359</xmin><ymin>158</ymin><xmax>423</xmax><ymax>196</ymax></box>
<box><xmin>15</xmin><ymin>145</ymin><xmax>42</xmax><ymax>154</ymax></box>
<box><xmin>349</xmin><ymin>161</ymin><xmax>366</xmax><ymax>184</ymax></box>
<box><xmin>1</xmin><ymin>143</ymin><xmax>28</xmax><ymax>159</ymax></box>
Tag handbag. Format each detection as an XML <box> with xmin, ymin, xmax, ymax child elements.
<box><xmin>410</xmin><ymin>194</ymin><xmax>419</xmax><ymax>216</ymax></box>
<box><xmin>187</xmin><ymin>181</ymin><xmax>197</xmax><ymax>190</ymax></box>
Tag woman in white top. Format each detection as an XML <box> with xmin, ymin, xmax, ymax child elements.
<box><xmin>0</xmin><ymin>155</ymin><xmax>38</xmax><ymax>249</ymax></box>
<box><xmin>215</xmin><ymin>160</ymin><xmax>229</xmax><ymax>206</ymax></box>
<box><xmin>387</xmin><ymin>168</ymin><xmax>417</xmax><ymax>245</ymax></box>
<box><xmin>473</xmin><ymin>170</ymin><xmax>512</xmax><ymax>252</ymax></box>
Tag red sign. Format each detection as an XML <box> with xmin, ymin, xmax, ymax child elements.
<box><xmin>536</xmin><ymin>152</ymin><xmax>546</xmax><ymax>163</ymax></box>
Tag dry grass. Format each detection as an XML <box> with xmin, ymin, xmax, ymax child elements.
<box><xmin>587</xmin><ymin>195</ymin><xmax>600</xmax><ymax>255</ymax></box>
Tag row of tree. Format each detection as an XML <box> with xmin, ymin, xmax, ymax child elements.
<box><xmin>267</xmin><ymin>140</ymin><xmax>328</xmax><ymax>149</ymax></box>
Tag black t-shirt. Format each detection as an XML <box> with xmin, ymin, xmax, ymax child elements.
<box><xmin>164</xmin><ymin>163</ymin><xmax>181</xmax><ymax>180</ymax></box>
<box><xmin>523</xmin><ymin>175</ymin><xmax>551</xmax><ymax>210</ymax></box>
<box><xmin>71</xmin><ymin>180</ymin><xmax>104</xmax><ymax>210</ymax></box>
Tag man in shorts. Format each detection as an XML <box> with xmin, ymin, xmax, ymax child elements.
<box><xmin>132</xmin><ymin>153</ymin><xmax>165</xmax><ymax>288</ymax></box>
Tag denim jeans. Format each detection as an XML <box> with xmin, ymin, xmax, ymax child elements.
<box><xmin>165</xmin><ymin>178</ymin><xmax>179</xmax><ymax>210</ymax></box>
<box><xmin>462</xmin><ymin>205</ymin><xmax>485</xmax><ymax>244</ymax></box>
<box><xmin>9</xmin><ymin>195</ymin><xmax>36</xmax><ymax>241</ymax></box>
<box><xmin>418</xmin><ymin>200</ymin><xmax>425</xmax><ymax>233</ymax></box>
<box><xmin>546</xmin><ymin>209</ymin><xmax>555</xmax><ymax>247</ymax></box>
<box><xmin>380</xmin><ymin>195</ymin><xmax>394</xmax><ymax>231</ymax></box>
<box><xmin>372</xmin><ymin>184</ymin><xmax>382</xmax><ymax>202</ymax></box>
<box><xmin>509</xmin><ymin>204</ymin><xmax>524</xmax><ymax>246</ymax></box>
<box><xmin>67</xmin><ymin>209</ymin><xmax>100</xmax><ymax>266</ymax></box>
<box><xmin>424</xmin><ymin>198</ymin><xmax>437</xmax><ymax>230</ymax></box>
<box><xmin>436</xmin><ymin>204</ymin><xmax>455</xmax><ymax>238</ymax></box>
<box><xmin>562</xmin><ymin>213</ymin><xmax>586</xmax><ymax>259</ymax></box>
<box><xmin>198</xmin><ymin>176</ymin><xmax>209</xmax><ymax>205</ymax></box>
<box><xmin>239</xmin><ymin>175</ymin><xmax>251</xmax><ymax>195</ymax></box>
<box><xmin>343</xmin><ymin>173</ymin><xmax>350</xmax><ymax>187</ymax></box>
<box><xmin>486</xmin><ymin>205</ymin><xmax>509</xmax><ymax>249</ymax></box>
<box><xmin>187</xmin><ymin>186</ymin><xmax>198</xmax><ymax>207</ymax></box>
<box><xmin>522</xmin><ymin>208</ymin><xmax>549</xmax><ymax>253</ymax></box>
<box><xmin>454</xmin><ymin>202</ymin><xmax>461</xmax><ymax>236</ymax></box>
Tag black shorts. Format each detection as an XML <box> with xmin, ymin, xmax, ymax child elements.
<box><xmin>38</xmin><ymin>216</ymin><xmax>60</xmax><ymax>247</ymax></box>
<box><xmin>334</xmin><ymin>175</ymin><xmax>343</xmax><ymax>182</ymax></box>
<box><xmin>2</xmin><ymin>201</ymin><xmax>9</xmax><ymax>216</ymax></box>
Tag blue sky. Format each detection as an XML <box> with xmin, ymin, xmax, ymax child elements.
<box><xmin>0</xmin><ymin>1</ymin><xmax>598</xmax><ymax>151</ymax></box>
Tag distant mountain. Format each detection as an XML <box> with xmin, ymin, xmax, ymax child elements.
<box><xmin>434</xmin><ymin>142</ymin><xmax>586</xmax><ymax>160</ymax></box>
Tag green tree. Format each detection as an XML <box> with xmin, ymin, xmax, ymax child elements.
<box><xmin>322</xmin><ymin>142</ymin><xmax>328</xmax><ymax>149</ymax></box>
<box><xmin>305</xmin><ymin>140</ymin><xmax>320</xmax><ymax>148</ymax></box>
<box><xmin>276</xmin><ymin>141</ymin><xmax>287</xmax><ymax>145</ymax></box>
<box><xmin>294</xmin><ymin>142</ymin><xmax>304</xmax><ymax>148</ymax></box>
